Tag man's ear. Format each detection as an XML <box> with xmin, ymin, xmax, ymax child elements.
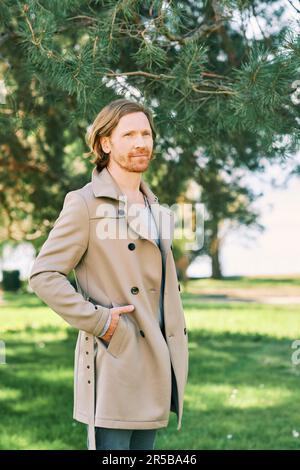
<box><xmin>100</xmin><ymin>136</ymin><xmax>110</xmax><ymax>154</ymax></box>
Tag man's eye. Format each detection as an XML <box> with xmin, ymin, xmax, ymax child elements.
<box><xmin>124</xmin><ymin>132</ymin><xmax>151</xmax><ymax>136</ymax></box>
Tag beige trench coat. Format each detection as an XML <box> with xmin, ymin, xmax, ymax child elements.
<box><xmin>29</xmin><ymin>167</ymin><xmax>189</xmax><ymax>450</ymax></box>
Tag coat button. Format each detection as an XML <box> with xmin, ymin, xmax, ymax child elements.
<box><xmin>88</xmin><ymin>380</ymin><xmax>91</xmax><ymax>384</ymax></box>
<box><xmin>86</xmin><ymin>351</ymin><xmax>89</xmax><ymax>355</ymax></box>
<box><xmin>128</xmin><ymin>243</ymin><xmax>136</xmax><ymax>251</ymax></box>
<box><xmin>87</xmin><ymin>365</ymin><xmax>90</xmax><ymax>369</ymax></box>
<box><xmin>140</xmin><ymin>330</ymin><xmax>145</xmax><ymax>337</ymax></box>
<box><xmin>131</xmin><ymin>286</ymin><xmax>139</xmax><ymax>295</ymax></box>
<box><xmin>184</xmin><ymin>327</ymin><xmax>187</xmax><ymax>335</ymax></box>
<box><xmin>85</xmin><ymin>336</ymin><xmax>88</xmax><ymax>340</ymax></box>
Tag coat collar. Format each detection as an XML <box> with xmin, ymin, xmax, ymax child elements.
<box><xmin>90</xmin><ymin>166</ymin><xmax>173</xmax><ymax>256</ymax></box>
<box><xmin>91</xmin><ymin>166</ymin><xmax>159</xmax><ymax>204</ymax></box>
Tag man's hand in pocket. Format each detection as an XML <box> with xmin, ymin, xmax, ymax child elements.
<box><xmin>101</xmin><ymin>304</ymin><xmax>135</xmax><ymax>345</ymax></box>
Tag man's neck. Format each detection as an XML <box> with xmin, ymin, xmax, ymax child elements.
<box><xmin>106</xmin><ymin>163</ymin><xmax>142</xmax><ymax>197</ymax></box>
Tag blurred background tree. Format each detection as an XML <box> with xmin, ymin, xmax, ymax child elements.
<box><xmin>0</xmin><ymin>0</ymin><xmax>299</xmax><ymax>278</ymax></box>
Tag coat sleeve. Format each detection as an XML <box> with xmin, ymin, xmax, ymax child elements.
<box><xmin>29</xmin><ymin>190</ymin><xmax>111</xmax><ymax>336</ymax></box>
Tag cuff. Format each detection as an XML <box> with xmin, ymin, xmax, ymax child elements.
<box><xmin>93</xmin><ymin>306</ymin><xmax>111</xmax><ymax>336</ymax></box>
<box><xmin>97</xmin><ymin>312</ymin><xmax>112</xmax><ymax>337</ymax></box>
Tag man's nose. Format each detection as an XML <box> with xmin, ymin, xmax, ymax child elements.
<box><xmin>133</xmin><ymin>134</ymin><xmax>147</xmax><ymax>147</ymax></box>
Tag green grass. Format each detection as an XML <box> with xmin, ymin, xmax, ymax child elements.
<box><xmin>184</xmin><ymin>275</ymin><xmax>300</xmax><ymax>289</ymax></box>
<box><xmin>1</xmin><ymin>282</ymin><xmax>300</xmax><ymax>450</ymax></box>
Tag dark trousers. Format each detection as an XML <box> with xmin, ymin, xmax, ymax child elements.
<box><xmin>87</xmin><ymin>426</ymin><xmax>157</xmax><ymax>450</ymax></box>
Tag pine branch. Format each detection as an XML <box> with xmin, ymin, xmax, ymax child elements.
<box><xmin>159</xmin><ymin>20</ymin><xmax>225</xmax><ymax>44</ymax></box>
<box><xmin>99</xmin><ymin>69</ymin><xmax>235</xmax><ymax>95</ymax></box>
<box><xmin>286</xmin><ymin>0</ymin><xmax>300</xmax><ymax>14</ymax></box>
<box><xmin>102</xmin><ymin>69</ymin><xmax>176</xmax><ymax>80</ymax></box>
<box><xmin>192</xmin><ymin>85</ymin><xmax>236</xmax><ymax>95</ymax></box>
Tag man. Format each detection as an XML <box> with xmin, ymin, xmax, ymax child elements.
<box><xmin>29</xmin><ymin>98</ymin><xmax>189</xmax><ymax>450</ymax></box>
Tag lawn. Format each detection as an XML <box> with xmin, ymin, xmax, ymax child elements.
<box><xmin>1</xmin><ymin>277</ymin><xmax>300</xmax><ymax>450</ymax></box>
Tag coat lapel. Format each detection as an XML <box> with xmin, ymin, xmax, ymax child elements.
<box><xmin>91</xmin><ymin>167</ymin><xmax>174</xmax><ymax>255</ymax></box>
<box><xmin>146</xmin><ymin>202</ymin><xmax>174</xmax><ymax>256</ymax></box>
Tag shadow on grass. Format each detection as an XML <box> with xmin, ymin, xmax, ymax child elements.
<box><xmin>182</xmin><ymin>293</ymin><xmax>258</xmax><ymax>304</ymax></box>
<box><xmin>187</xmin><ymin>329</ymin><xmax>295</xmax><ymax>386</ymax></box>
<box><xmin>179</xmin><ymin>329</ymin><xmax>300</xmax><ymax>449</ymax></box>
<box><xmin>0</xmin><ymin>327</ymin><xmax>80</xmax><ymax>449</ymax></box>
<box><xmin>2</xmin><ymin>292</ymin><xmax>46</xmax><ymax>309</ymax></box>
<box><xmin>1</xmin><ymin>325</ymin><xmax>300</xmax><ymax>449</ymax></box>
<box><xmin>180</xmin><ymin>295</ymin><xmax>266</xmax><ymax>309</ymax></box>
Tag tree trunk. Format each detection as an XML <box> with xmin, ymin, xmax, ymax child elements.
<box><xmin>210</xmin><ymin>224</ymin><xmax>223</xmax><ymax>279</ymax></box>
<box><xmin>175</xmin><ymin>253</ymin><xmax>190</xmax><ymax>282</ymax></box>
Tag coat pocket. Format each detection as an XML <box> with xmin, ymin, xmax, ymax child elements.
<box><xmin>105</xmin><ymin>313</ymin><xmax>129</xmax><ymax>359</ymax></box>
